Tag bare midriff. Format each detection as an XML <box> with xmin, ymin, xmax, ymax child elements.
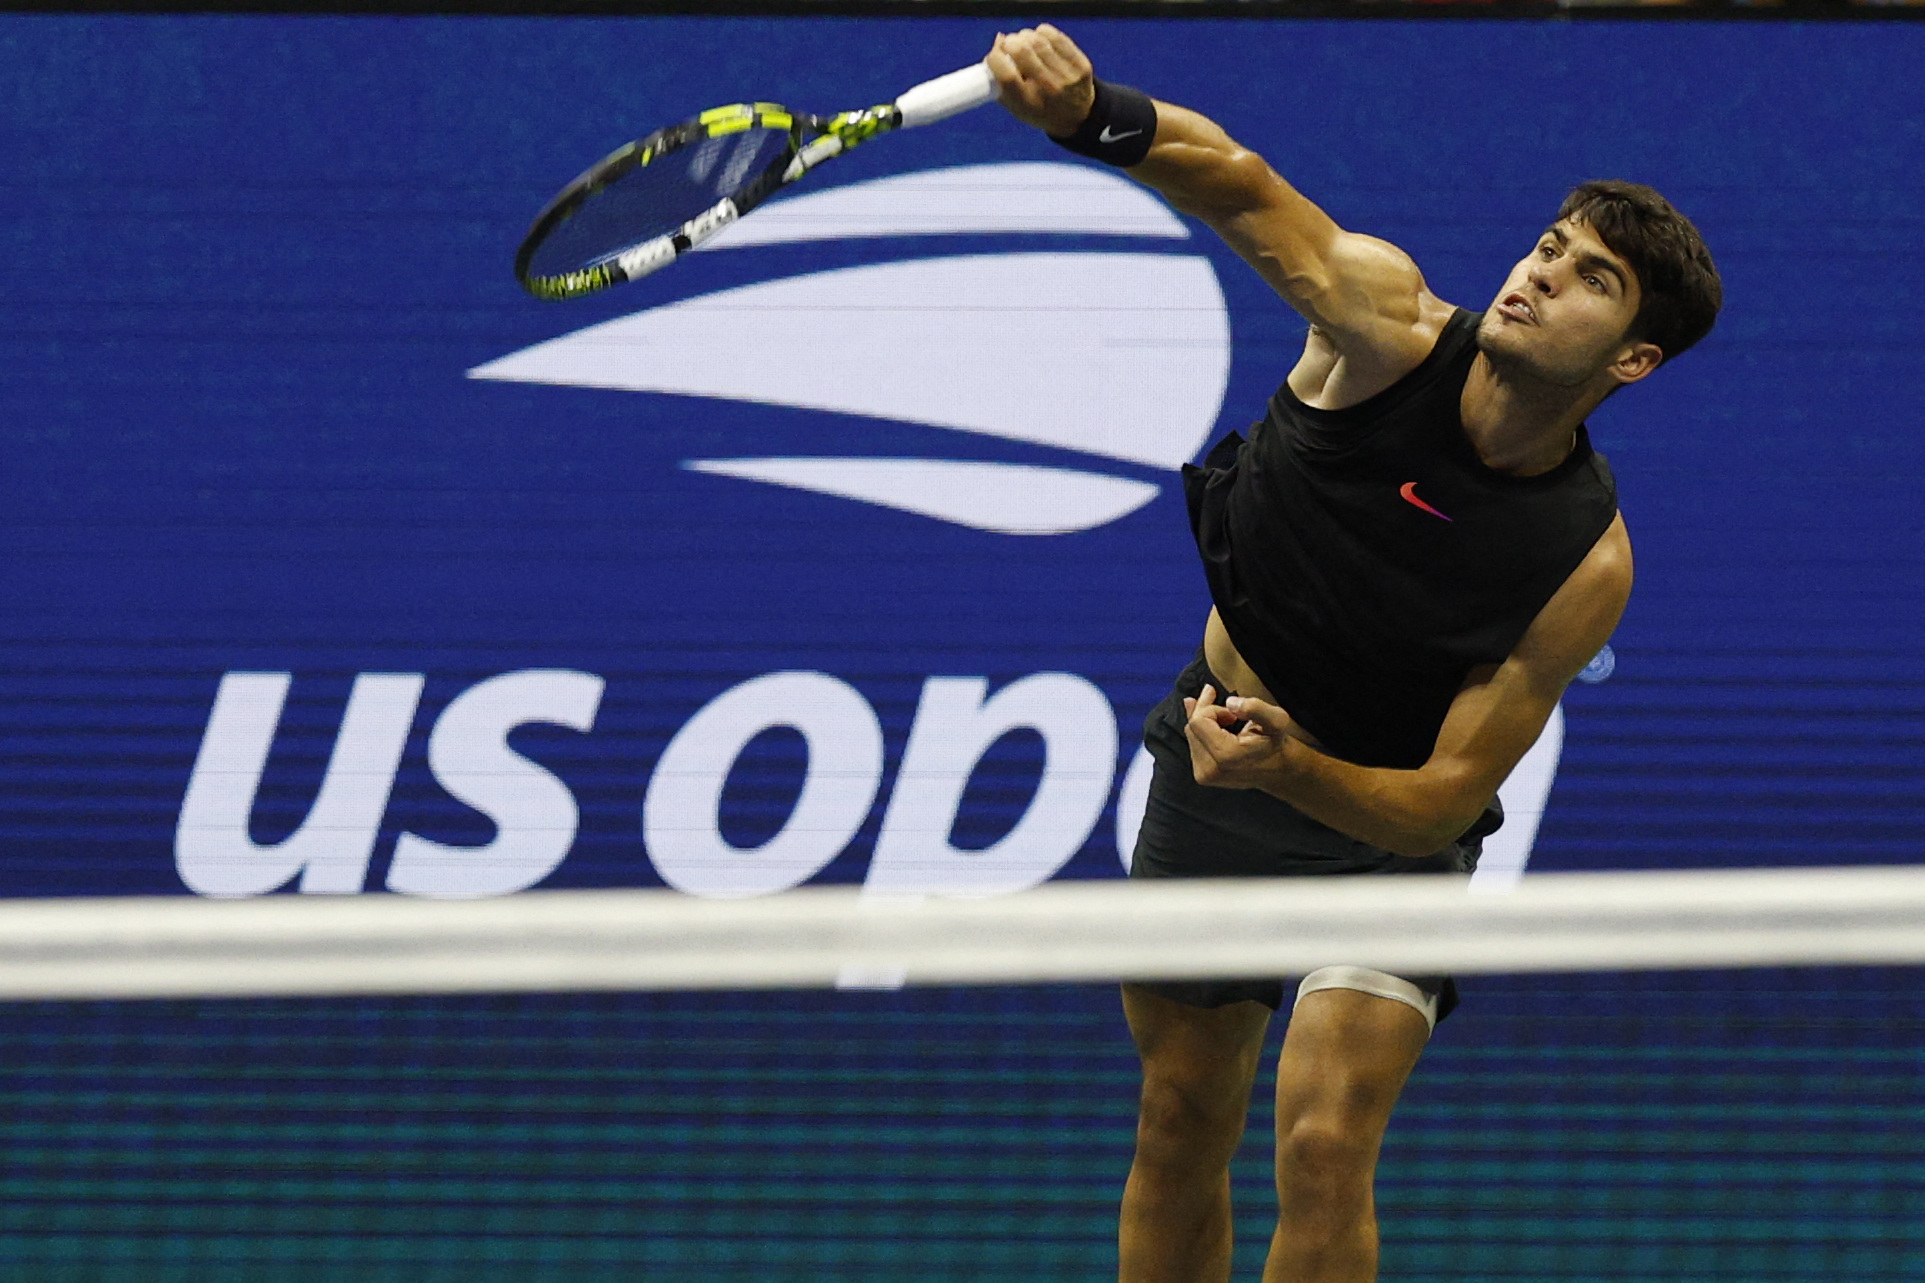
<box><xmin>1202</xmin><ymin>608</ymin><xmax>1326</xmax><ymax>750</ymax></box>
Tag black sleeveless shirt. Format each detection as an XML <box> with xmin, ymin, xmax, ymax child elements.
<box><xmin>1182</xmin><ymin>308</ymin><xmax>1618</xmax><ymax>770</ymax></box>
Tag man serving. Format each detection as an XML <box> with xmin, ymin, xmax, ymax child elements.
<box><xmin>987</xmin><ymin>25</ymin><xmax>1721</xmax><ymax>1283</ymax></box>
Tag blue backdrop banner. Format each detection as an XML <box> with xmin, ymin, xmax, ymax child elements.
<box><xmin>2</xmin><ymin>14</ymin><xmax>1921</xmax><ymax>903</ymax></box>
<box><xmin>4</xmin><ymin>17</ymin><xmax>1925</xmax><ymax>1283</ymax></box>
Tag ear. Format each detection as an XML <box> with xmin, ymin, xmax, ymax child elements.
<box><xmin>1608</xmin><ymin>340</ymin><xmax>1663</xmax><ymax>387</ymax></box>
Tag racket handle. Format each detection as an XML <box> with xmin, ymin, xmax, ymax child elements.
<box><xmin>895</xmin><ymin>61</ymin><xmax>998</xmax><ymax>129</ymax></box>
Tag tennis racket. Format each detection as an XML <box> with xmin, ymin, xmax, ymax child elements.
<box><xmin>516</xmin><ymin>61</ymin><xmax>999</xmax><ymax>301</ymax></box>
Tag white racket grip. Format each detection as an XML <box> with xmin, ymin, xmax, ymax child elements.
<box><xmin>895</xmin><ymin>61</ymin><xmax>998</xmax><ymax>129</ymax></box>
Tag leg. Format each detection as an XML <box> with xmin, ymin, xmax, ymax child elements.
<box><xmin>1261</xmin><ymin>985</ymin><xmax>1432</xmax><ymax>1283</ymax></box>
<box><xmin>1119</xmin><ymin>983</ymin><xmax>1273</xmax><ymax>1283</ymax></box>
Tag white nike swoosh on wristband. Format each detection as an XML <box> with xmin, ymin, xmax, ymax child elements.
<box><xmin>1097</xmin><ymin>126</ymin><xmax>1143</xmax><ymax>143</ymax></box>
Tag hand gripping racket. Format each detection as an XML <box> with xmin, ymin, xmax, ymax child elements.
<box><xmin>515</xmin><ymin>62</ymin><xmax>999</xmax><ymax>301</ymax></box>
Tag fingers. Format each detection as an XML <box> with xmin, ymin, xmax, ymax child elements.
<box><xmin>1223</xmin><ymin>694</ymin><xmax>1287</xmax><ymax>735</ymax></box>
<box><xmin>1008</xmin><ymin>24</ymin><xmax>1088</xmax><ymax>85</ymax></box>
<box><xmin>985</xmin><ymin>25</ymin><xmax>1095</xmax><ymax>135</ymax></box>
<box><xmin>985</xmin><ymin>35</ymin><xmax>1016</xmax><ymax>91</ymax></box>
<box><xmin>1185</xmin><ymin>711</ymin><xmax>1235</xmax><ymax>750</ymax></box>
<box><xmin>985</xmin><ymin>38</ymin><xmax>1028</xmax><ymax>112</ymax></box>
<box><xmin>1187</xmin><ymin>684</ymin><xmax>1251</xmax><ymax>730</ymax></box>
<box><xmin>1182</xmin><ymin>704</ymin><xmax>1231</xmax><ymax>786</ymax></box>
<box><xmin>1037</xmin><ymin>24</ymin><xmax>1091</xmax><ymax>69</ymax></box>
<box><xmin>1183</xmin><ymin>701</ymin><xmax>1240</xmax><ymax>728</ymax></box>
<box><xmin>1176</xmin><ymin>677</ymin><xmax>1294</xmax><ymax>791</ymax></box>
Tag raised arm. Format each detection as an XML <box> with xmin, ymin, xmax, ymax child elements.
<box><xmin>987</xmin><ymin>25</ymin><xmax>1449</xmax><ymax>384</ymax></box>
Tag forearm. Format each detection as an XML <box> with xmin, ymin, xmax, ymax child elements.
<box><xmin>1130</xmin><ymin>104</ymin><xmax>1299</xmax><ymax>224</ymax></box>
<box><xmin>991</xmin><ymin>25</ymin><xmax>1420</xmax><ymax>341</ymax></box>
<box><xmin>990</xmin><ymin>27</ymin><xmax>1348</xmax><ymax>315</ymax></box>
<box><xmin>1260</xmin><ymin>738</ymin><xmax>1486</xmax><ymax>858</ymax></box>
<box><xmin>1120</xmin><ymin>101</ymin><xmax>1371</xmax><ymax>332</ymax></box>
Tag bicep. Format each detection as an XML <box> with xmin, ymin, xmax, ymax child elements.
<box><xmin>1127</xmin><ymin>106</ymin><xmax>1435</xmax><ymax>359</ymax></box>
<box><xmin>1223</xmin><ymin>215</ymin><xmax>1434</xmax><ymax>355</ymax></box>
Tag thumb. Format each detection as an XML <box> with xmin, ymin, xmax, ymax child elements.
<box><xmin>1225</xmin><ymin>695</ymin><xmax>1286</xmax><ymax>735</ymax></box>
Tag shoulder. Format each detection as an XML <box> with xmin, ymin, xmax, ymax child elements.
<box><xmin>1288</xmin><ymin>288</ymin><xmax>1461</xmax><ymax>412</ymax></box>
<box><xmin>1514</xmin><ymin>514</ymin><xmax>1633</xmax><ymax>686</ymax></box>
<box><xmin>1321</xmin><ymin>236</ymin><xmax>1458</xmax><ymax>360</ymax></box>
<box><xmin>1567</xmin><ymin>514</ymin><xmax>1634</xmax><ymax>604</ymax></box>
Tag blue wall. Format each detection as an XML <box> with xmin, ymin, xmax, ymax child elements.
<box><xmin>3</xmin><ymin>14</ymin><xmax>1921</xmax><ymax>900</ymax></box>
<box><xmin>1</xmin><ymin>17</ymin><xmax>1922</xmax><ymax>1277</ymax></box>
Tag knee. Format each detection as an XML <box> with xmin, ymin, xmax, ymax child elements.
<box><xmin>1136</xmin><ymin>1067</ymin><xmax>1252</xmax><ymax>1166</ymax></box>
<box><xmin>1275</xmin><ymin>1115</ymin><xmax>1375</xmax><ymax>1220</ymax></box>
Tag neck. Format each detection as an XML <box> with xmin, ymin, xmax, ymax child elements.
<box><xmin>1460</xmin><ymin>352</ymin><xmax>1605</xmax><ymax>477</ymax></box>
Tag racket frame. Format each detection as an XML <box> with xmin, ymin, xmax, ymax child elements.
<box><xmin>516</xmin><ymin>100</ymin><xmax>902</xmax><ymax>301</ymax></box>
<box><xmin>515</xmin><ymin>62</ymin><xmax>996</xmax><ymax>301</ymax></box>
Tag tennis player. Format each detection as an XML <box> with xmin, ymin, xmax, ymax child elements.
<box><xmin>988</xmin><ymin>26</ymin><xmax>1720</xmax><ymax>1283</ymax></box>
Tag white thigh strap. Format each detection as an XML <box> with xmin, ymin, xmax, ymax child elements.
<box><xmin>1295</xmin><ymin>965</ymin><xmax>1438</xmax><ymax>1034</ymax></box>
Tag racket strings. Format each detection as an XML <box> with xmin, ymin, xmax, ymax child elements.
<box><xmin>524</xmin><ymin>123</ymin><xmax>795</xmax><ymax>280</ymax></box>
<box><xmin>518</xmin><ymin>61</ymin><xmax>1000</xmax><ymax>298</ymax></box>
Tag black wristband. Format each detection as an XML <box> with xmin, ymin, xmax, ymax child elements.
<box><xmin>1048</xmin><ymin>79</ymin><xmax>1157</xmax><ymax>168</ymax></box>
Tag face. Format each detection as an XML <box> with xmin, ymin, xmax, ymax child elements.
<box><xmin>1477</xmin><ymin>218</ymin><xmax>1658</xmax><ymax>389</ymax></box>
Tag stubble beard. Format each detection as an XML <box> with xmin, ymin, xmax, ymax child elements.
<box><xmin>1475</xmin><ymin>314</ymin><xmax>1596</xmax><ymax>391</ymax></box>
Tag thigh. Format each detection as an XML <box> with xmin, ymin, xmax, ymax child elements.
<box><xmin>1123</xmin><ymin>983</ymin><xmax>1273</xmax><ymax>1110</ymax></box>
<box><xmin>1274</xmin><ymin>988</ymin><xmax>1431</xmax><ymax>1138</ymax></box>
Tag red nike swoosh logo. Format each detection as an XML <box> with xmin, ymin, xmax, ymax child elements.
<box><xmin>1399</xmin><ymin>482</ymin><xmax>1453</xmax><ymax>522</ymax></box>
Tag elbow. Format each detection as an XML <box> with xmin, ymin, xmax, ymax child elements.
<box><xmin>1381</xmin><ymin>783</ymin><xmax>1489</xmax><ymax>859</ymax></box>
<box><xmin>1381</xmin><ymin>824</ymin><xmax>1467</xmax><ymax>860</ymax></box>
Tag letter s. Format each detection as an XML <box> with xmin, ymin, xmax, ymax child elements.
<box><xmin>387</xmin><ymin>670</ymin><xmax>604</xmax><ymax>899</ymax></box>
<box><xmin>176</xmin><ymin>672</ymin><xmax>423</xmax><ymax>897</ymax></box>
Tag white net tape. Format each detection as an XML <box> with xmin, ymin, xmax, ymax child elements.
<box><xmin>3</xmin><ymin>865</ymin><xmax>1924</xmax><ymax>1001</ymax></box>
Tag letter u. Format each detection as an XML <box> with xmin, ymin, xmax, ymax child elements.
<box><xmin>175</xmin><ymin>672</ymin><xmax>423</xmax><ymax>897</ymax></box>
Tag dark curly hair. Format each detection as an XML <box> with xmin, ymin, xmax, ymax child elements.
<box><xmin>1558</xmin><ymin>180</ymin><xmax>1722</xmax><ymax>364</ymax></box>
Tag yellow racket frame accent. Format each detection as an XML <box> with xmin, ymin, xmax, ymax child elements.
<box><xmin>519</xmin><ymin>99</ymin><xmax>908</xmax><ymax>301</ymax></box>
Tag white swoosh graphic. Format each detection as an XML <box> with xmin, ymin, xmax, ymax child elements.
<box><xmin>1469</xmin><ymin>704</ymin><xmax>1565</xmax><ymax>894</ymax></box>
<box><xmin>699</xmin><ymin>162</ymin><xmax>1189</xmax><ymax>249</ymax></box>
<box><xmin>685</xmin><ymin>458</ymin><xmax>1160</xmax><ymax>535</ymax></box>
<box><xmin>469</xmin><ymin>252</ymin><xmax>1228</xmax><ymax>471</ymax></box>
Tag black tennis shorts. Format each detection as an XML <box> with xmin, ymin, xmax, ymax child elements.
<box><xmin>1128</xmin><ymin>650</ymin><xmax>1502</xmax><ymax>1024</ymax></box>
